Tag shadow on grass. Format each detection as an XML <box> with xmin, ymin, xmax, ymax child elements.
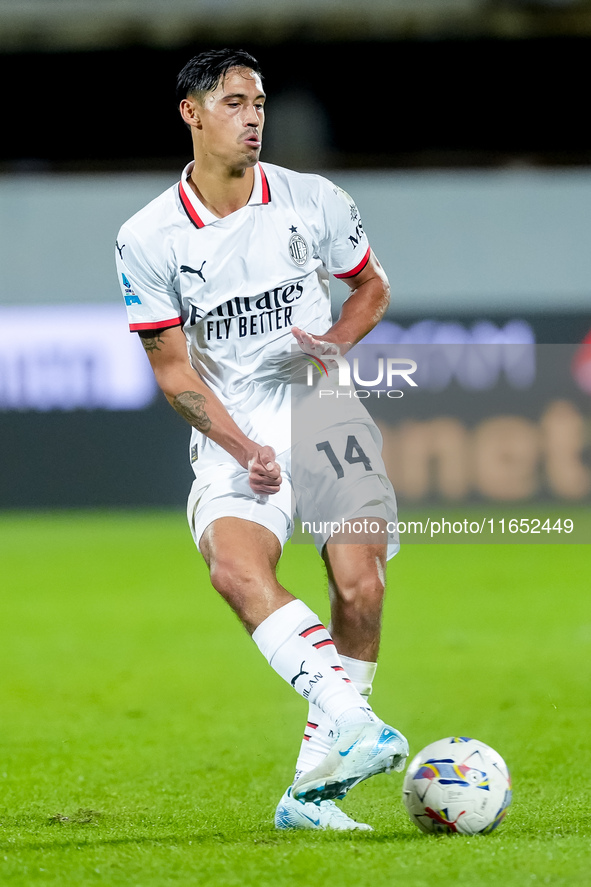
<box><xmin>1</xmin><ymin>826</ymin><xmax>422</xmax><ymax>852</ymax></box>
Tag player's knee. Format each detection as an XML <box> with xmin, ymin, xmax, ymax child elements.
<box><xmin>207</xmin><ymin>551</ymin><xmax>237</xmax><ymax>594</ymax></box>
<box><xmin>209</xmin><ymin>559</ymin><xmax>244</xmax><ymax>597</ymax></box>
<box><xmin>208</xmin><ymin>555</ymin><xmax>264</xmax><ymax>600</ymax></box>
<box><xmin>335</xmin><ymin>573</ymin><xmax>384</xmax><ymax>611</ymax></box>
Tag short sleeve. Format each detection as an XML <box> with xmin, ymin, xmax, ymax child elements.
<box><xmin>317</xmin><ymin>177</ymin><xmax>371</xmax><ymax>280</ymax></box>
<box><xmin>115</xmin><ymin>225</ymin><xmax>182</xmax><ymax>332</ymax></box>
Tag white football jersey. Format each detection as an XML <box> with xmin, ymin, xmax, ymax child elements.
<box><xmin>116</xmin><ymin>161</ymin><xmax>370</xmax><ymax>465</ymax></box>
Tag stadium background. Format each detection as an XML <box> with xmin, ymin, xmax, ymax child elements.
<box><xmin>0</xmin><ymin>5</ymin><xmax>590</xmax><ymax>885</ymax></box>
<box><xmin>1</xmin><ymin>0</ymin><xmax>590</xmax><ymax>510</ymax></box>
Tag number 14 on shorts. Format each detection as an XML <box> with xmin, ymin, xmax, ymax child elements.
<box><xmin>316</xmin><ymin>435</ymin><xmax>373</xmax><ymax>478</ymax></box>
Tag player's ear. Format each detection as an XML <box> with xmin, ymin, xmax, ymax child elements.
<box><xmin>179</xmin><ymin>97</ymin><xmax>202</xmax><ymax>129</ymax></box>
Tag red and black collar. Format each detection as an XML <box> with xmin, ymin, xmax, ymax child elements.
<box><xmin>178</xmin><ymin>163</ymin><xmax>271</xmax><ymax>230</ymax></box>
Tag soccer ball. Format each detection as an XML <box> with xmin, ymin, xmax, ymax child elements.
<box><xmin>402</xmin><ymin>737</ymin><xmax>512</xmax><ymax>835</ymax></box>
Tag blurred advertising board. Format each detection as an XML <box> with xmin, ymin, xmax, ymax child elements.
<box><xmin>1</xmin><ymin>309</ymin><xmax>589</xmax><ymax>520</ymax></box>
<box><xmin>0</xmin><ymin>305</ymin><xmax>156</xmax><ymax>411</ymax></box>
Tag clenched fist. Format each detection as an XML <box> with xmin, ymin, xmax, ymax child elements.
<box><xmin>247</xmin><ymin>446</ymin><xmax>282</xmax><ymax>496</ymax></box>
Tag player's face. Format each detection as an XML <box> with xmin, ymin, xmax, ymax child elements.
<box><xmin>197</xmin><ymin>67</ymin><xmax>266</xmax><ymax>170</ymax></box>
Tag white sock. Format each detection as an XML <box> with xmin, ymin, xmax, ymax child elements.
<box><xmin>294</xmin><ymin>655</ymin><xmax>379</xmax><ymax>781</ymax></box>
<box><xmin>291</xmin><ymin>620</ymin><xmax>355</xmax><ymax>780</ymax></box>
<box><xmin>252</xmin><ymin>600</ymin><xmax>375</xmax><ymax>725</ymax></box>
<box><xmin>339</xmin><ymin>655</ymin><xmax>378</xmax><ymax>697</ymax></box>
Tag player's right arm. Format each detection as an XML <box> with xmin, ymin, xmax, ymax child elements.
<box><xmin>138</xmin><ymin>325</ymin><xmax>281</xmax><ymax>495</ymax></box>
<box><xmin>116</xmin><ymin>221</ymin><xmax>279</xmax><ymax>494</ymax></box>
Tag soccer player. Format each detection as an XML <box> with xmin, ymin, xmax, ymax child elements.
<box><xmin>116</xmin><ymin>48</ymin><xmax>408</xmax><ymax>831</ymax></box>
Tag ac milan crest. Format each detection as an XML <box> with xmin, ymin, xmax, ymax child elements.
<box><xmin>289</xmin><ymin>232</ymin><xmax>309</xmax><ymax>266</ymax></box>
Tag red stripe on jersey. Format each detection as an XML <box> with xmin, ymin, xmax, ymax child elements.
<box><xmin>334</xmin><ymin>245</ymin><xmax>371</xmax><ymax>279</ymax></box>
<box><xmin>129</xmin><ymin>317</ymin><xmax>183</xmax><ymax>332</ymax></box>
<box><xmin>178</xmin><ymin>180</ymin><xmax>205</xmax><ymax>229</ymax></box>
<box><xmin>331</xmin><ymin>665</ymin><xmax>345</xmax><ymax>671</ymax></box>
<box><xmin>306</xmin><ymin>722</ymin><xmax>319</xmax><ymax>730</ymax></box>
<box><xmin>299</xmin><ymin>623</ymin><xmax>325</xmax><ymax>638</ymax></box>
<box><xmin>303</xmin><ymin>734</ymin><xmax>311</xmax><ymax>741</ymax></box>
<box><xmin>259</xmin><ymin>164</ymin><xmax>271</xmax><ymax>204</ymax></box>
<box><xmin>313</xmin><ymin>639</ymin><xmax>336</xmax><ymax>650</ymax></box>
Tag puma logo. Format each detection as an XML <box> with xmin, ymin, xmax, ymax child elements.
<box><xmin>290</xmin><ymin>661</ymin><xmax>309</xmax><ymax>687</ymax></box>
<box><xmin>180</xmin><ymin>261</ymin><xmax>206</xmax><ymax>282</ymax></box>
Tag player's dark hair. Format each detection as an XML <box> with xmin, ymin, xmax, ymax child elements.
<box><xmin>176</xmin><ymin>48</ymin><xmax>263</xmax><ymax>106</ymax></box>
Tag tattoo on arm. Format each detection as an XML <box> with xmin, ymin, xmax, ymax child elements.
<box><xmin>139</xmin><ymin>333</ymin><xmax>166</xmax><ymax>353</ymax></box>
<box><xmin>172</xmin><ymin>391</ymin><xmax>212</xmax><ymax>433</ymax></box>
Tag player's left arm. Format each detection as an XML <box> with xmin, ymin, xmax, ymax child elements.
<box><xmin>292</xmin><ymin>250</ymin><xmax>390</xmax><ymax>356</ymax></box>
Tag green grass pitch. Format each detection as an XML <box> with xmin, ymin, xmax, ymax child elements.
<box><xmin>0</xmin><ymin>510</ymin><xmax>589</xmax><ymax>886</ymax></box>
